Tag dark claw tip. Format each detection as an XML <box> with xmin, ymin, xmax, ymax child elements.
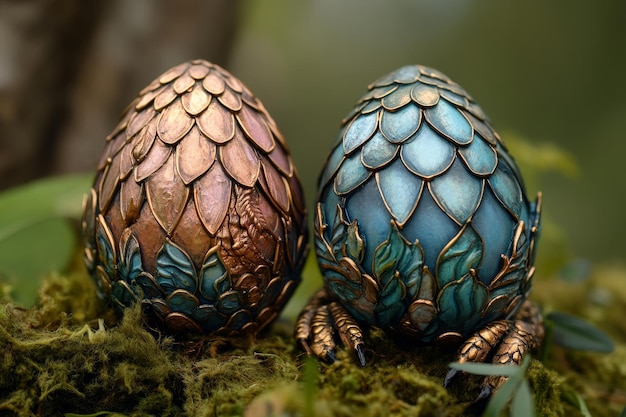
<box><xmin>443</xmin><ymin>368</ymin><xmax>459</xmax><ymax>387</ymax></box>
<box><xmin>356</xmin><ymin>344</ymin><xmax>366</xmax><ymax>367</ymax></box>
<box><xmin>325</xmin><ymin>350</ymin><xmax>337</xmax><ymax>364</ymax></box>
<box><xmin>476</xmin><ymin>385</ymin><xmax>492</xmax><ymax>403</ymax></box>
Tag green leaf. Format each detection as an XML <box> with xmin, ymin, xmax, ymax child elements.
<box><xmin>455</xmin><ymin>356</ymin><xmax>532</xmax><ymax>417</ymax></box>
<box><xmin>302</xmin><ymin>356</ymin><xmax>319</xmax><ymax>417</ymax></box>
<box><xmin>372</xmin><ymin>222</ymin><xmax>424</xmax><ymax>296</ymax></box>
<box><xmin>198</xmin><ymin>246</ymin><xmax>232</xmax><ymax>302</ymax></box>
<box><xmin>447</xmin><ymin>362</ymin><xmax>524</xmax><ymax>377</ymax></box>
<box><xmin>372</xmin><ymin>224</ymin><xmax>406</xmax><ymax>287</ymax></box>
<box><xmin>118</xmin><ymin>229</ymin><xmax>143</xmax><ymax>283</ymax></box>
<box><xmin>620</xmin><ymin>405</ymin><xmax>626</xmax><ymax>417</ymax></box>
<box><xmin>547</xmin><ymin>311</ymin><xmax>614</xmax><ymax>353</ymax></box>
<box><xmin>503</xmin><ymin>132</ymin><xmax>579</xmax><ymax>180</ymax></box>
<box><xmin>329</xmin><ymin>204</ymin><xmax>348</xmax><ymax>259</ymax></box>
<box><xmin>396</xmin><ymin>239</ymin><xmax>424</xmax><ymax>301</ymax></box>
<box><xmin>344</xmin><ymin>220</ymin><xmax>364</xmax><ymax>262</ymax></box>
<box><xmin>314</xmin><ymin>202</ymin><xmax>339</xmax><ymax>267</ymax></box>
<box><xmin>0</xmin><ymin>218</ymin><xmax>75</xmax><ymax>306</ymax></box>
<box><xmin>111</xmin><ymin>280</ymin><xmax>138</xmax><ymax>308</ymax></box>
<box><xmin>574</xmin><ymin>392</ymin><xmax>592</xmax><ymax>417</ymax></box>
<box><xmin>437</xmin><ymin>274</ymin><xmax>487</xmax><ymax>332</ymax></box>
<box><xmin>561</xmin><ymin>388</ymin><xmax>588</xmax><ymax>417</ymax></box>
<box><xmin>436</xmin><ymin>223</ymin><xmax>482</xmax><ymax>286</ymax></box>
<box><xmin>0</xmin><ymin>173</ymin><xmax>92</xmax><ymax>232</ymax></box>
<box><xmin>0</xmin><ymin>174</ymin><xmax>91</xmax><ymax>306</ymax></box>
<box><xmin>483</xmin><ymin>376</ymin><xmax>520</xmax><ymax>417</ymax></box>
<box><xmin>155</xmin><ymin>239</ymin><xmax>197</xmax><ymax>293</ymax></box>
<box><xmin>95</xmin><ymin>216</ymin><xmax>116</xmax><ymax>277</ymax></box>
<box><xmin>511</xmin><ymin>380</ymin><xmax>535</xmax><ymax>417</ymax></box>
<box><xmin>372</xmin><ymin>223</ymin><xmax>416</xmax><ymax>324</ymax></box>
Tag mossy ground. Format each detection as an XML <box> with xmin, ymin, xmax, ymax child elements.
<box><xmin>1</xmin><ymin>263</ymin><xmax>625</xmax><ymax>417</ymax></box>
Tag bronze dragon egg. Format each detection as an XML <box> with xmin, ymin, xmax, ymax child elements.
<box><xmin>82</xmin><ymin>60</ymin><xmax>308</xmax><ymax>336</ymax></box>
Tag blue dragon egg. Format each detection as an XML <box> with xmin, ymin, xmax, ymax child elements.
<box><xmin>315</xmin><ymin>65</ymin><xmax>541</xmax><ymax>343</ymax></box>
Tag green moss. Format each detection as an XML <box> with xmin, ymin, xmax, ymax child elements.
<box><xmin>527</xmin><ymin>361</ymin><xmax>564</xmax><ymax>417</ymax></box>
<box><xmin>533</xmin><ymin>265</ymin><xmax>626</xmax><ymax>417</ymax></box>
<box><xmin>0</xmin><ymin>273</ymin><xmax>299</xmax><ymax>416</ymax></box>
<box><xmin>1</xmin><ymin>266</ymin><xmax>626</xmax><ymax>416</ymax></box>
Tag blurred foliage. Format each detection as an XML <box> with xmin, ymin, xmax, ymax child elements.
<box><xmin>451</xmin><ymin>357</ymin><xmax>536</xmax><ymax>417</ymax></box>
<box><xmin>0</xmin><ymin>174</ymin><xmax>92</xmax><ymax>306</ymax></box>
<box><xmin>558</xmin><ymin>258</ymin><xmax>592</xmax><ymax>284</ymax></box>
<box><xmin>501</xmin><ymin>131</ymin><xmax>579</xmax><ymax>194</ymax></box>
<box><xmin>499</xmin><ymin>131</ymin><xmax>580</xmax><ymax>276</ymax></box>
<box><xmin>546</xmin><ymin>311</ymin><xmax>614</xmax><ymax>353</ymax></box>
<box><xmin>558</xmin><ymin>388</ymin><xmax>598</xmax><ymax>417</ymax></box>
<box><xmin>230</xmin><ymin>0</ymin><xmax>626</xmax><ymax>264</ymax></box>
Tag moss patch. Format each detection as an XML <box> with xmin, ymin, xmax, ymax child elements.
<box><xmin>0</xmin><ymin>274</ymin><xmax>299</xmax><ymax>417</ymax></box>
<box><xmin>1</xmin><ymin>266</ymin><xmax>626</xmax><ymax>416</ymax></box>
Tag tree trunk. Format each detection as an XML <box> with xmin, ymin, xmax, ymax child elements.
<box><xmin>0</xmin><ymin>0</ymin><xmax>240</xmax><ymax>189</ymax></box>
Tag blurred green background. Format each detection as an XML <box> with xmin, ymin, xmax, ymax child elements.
<box><xmin>228</xmin><ymin>0</ymin><xmax>625</xmax><ymax>265</ymax></box>
<box><xmin>0</xmin><ymin>0</ymin><xmax>625</xmax><ymax>298</ymax></box>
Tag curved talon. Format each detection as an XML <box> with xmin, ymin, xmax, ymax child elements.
<box><xmin>446</xmin><ymin>300</ymin><xmax>544</xmax><ymax>397</ymax></box>
<box><xmin>355</xmin><ymin>344</ymin><xmax>366</xmax><ymax>367</ymax></box>
<box><xmin>476</xmin><ymin>385</ymin><xmax>492</xmax><ymax>403</ymax></box>
<box><xmin>443</xmin><ymin>368</ymin><xmax>460</xmax><ymax>388</ymax></box>
<box><xmin>328</xmin><ymin>301</ymin><xmax>366</xmax><ymax>366</ymax></box>
<box><xmin>310</xmin><ymin>304</ymin><xmax>337</xmax><ymax>362</ymax></box>
<box><xmin>295</xmin><ymin>288</ymin><xmax>328</xmax><ymax>356</ymax></box>
<box><xmin>295</xmin><ymin>289</ymin><xmax>367</xmax><ymax>365</ymax></box>
<box><xmin>446</xmin><ymin>320</ymin><xmax>514</xmax><ymax>390</ymax></box>
<box><xmin>490</xmin><ymin>301</ymin><xmax>544</xmax><ymax>369</ymax></box>
<box><xmin>515</xmin><ymin>300</ymin><xmax>545</xmax><ymax>345</ymax></box>
<box><xmin>457</xmin><ymin>320</ymin><xmax>514</xmax><ymax>364</ymax></box>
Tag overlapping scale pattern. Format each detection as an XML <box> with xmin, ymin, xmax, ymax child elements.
<box><xmin>82</xmin><ymin>60</ymin><xmax>308</xmax><ymax>336</ymax></box>
<box><xmin>320</xmin><ymin>65</ymin><xmax>526</xmax><ymax>265</ymax></box>
<box><xmin>315</xmin><ymin>65</ymin><xmax>541</xmax><ymax>341</ymax></box>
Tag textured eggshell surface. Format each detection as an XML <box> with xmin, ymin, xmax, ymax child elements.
<box><xmin>315</xmin><ymin>65</ymin><xmax>541</xmax><ymax>342</ymax></box>
<box><xmin>82</xmin><ymin>60</ymin><xmax>308</xmax><ymax>336</ymax></box>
